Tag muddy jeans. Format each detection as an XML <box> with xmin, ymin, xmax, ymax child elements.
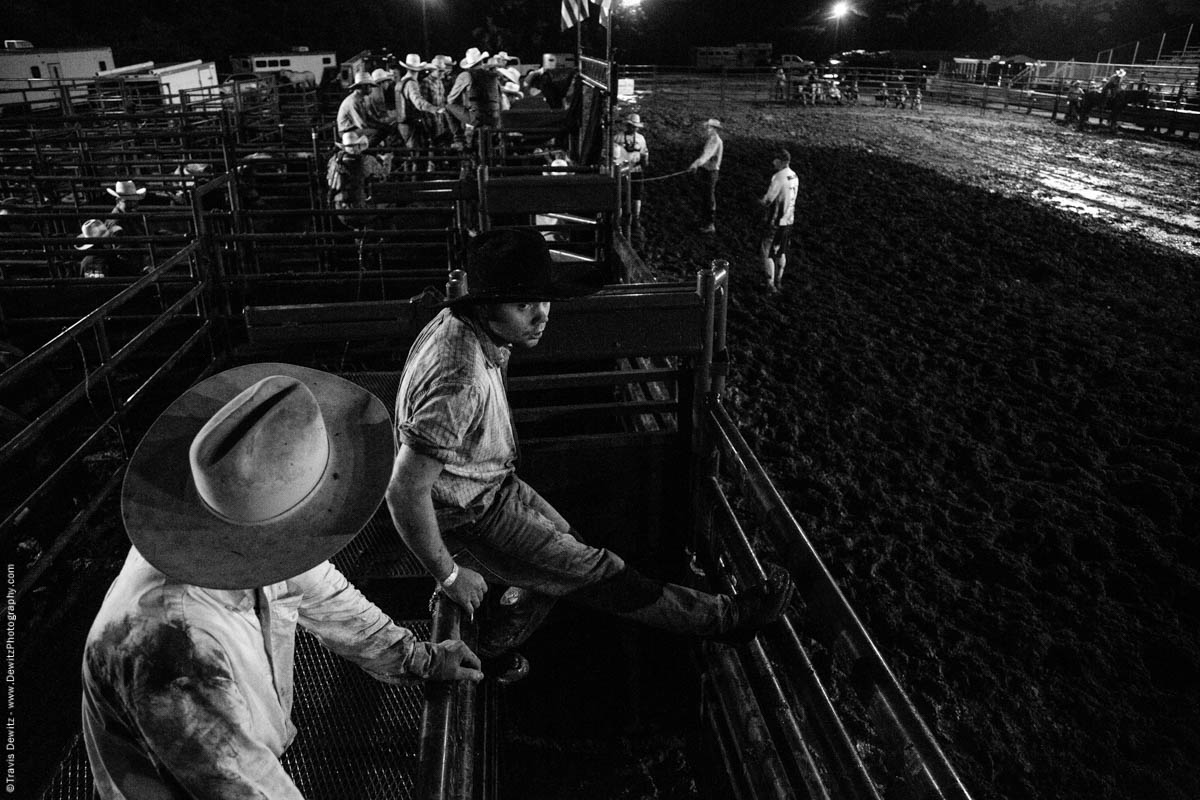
<box><xmin>697</xmin><ymin>169</ymin><xmax>719</xmax><ymax>226</ymax></box>
<box><xmin>443</xmin><ymin>475</ymin><xmax>733</xmax><ymax>656</ymax></box>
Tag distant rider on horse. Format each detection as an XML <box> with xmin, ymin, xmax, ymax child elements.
<box><xmin>1101</xmin><ymin>69</ymin><xmax>1126</xmax><ymax>102</ymax></box>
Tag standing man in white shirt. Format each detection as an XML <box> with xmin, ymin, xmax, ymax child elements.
<box><xmin>687</xmin><ymin>118</ymin><xmax>724</xmax><ymax>233</ymax></box>
<box><xmin>613</xmin><ymin>112</ymin><xmax>650</xmax><ymax>227</ymax></box>
<box><xmin>759</xmin><ymin>148</ymin><xmax>799</xmax><ymax>293</ymax></box>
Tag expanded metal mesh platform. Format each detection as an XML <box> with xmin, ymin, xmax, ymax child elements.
<box><xmin>333</xmin><ymin>507</ymin><xmax>426</xmax><ymax>580</ymax></box>
<box><xmin>40</xmin><ymin>622</ymin><xmax>432</xmax><ymax>800</ymax></box>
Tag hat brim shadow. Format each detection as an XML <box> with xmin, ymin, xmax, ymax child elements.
<box><xmin>122</xmin><ymin>363</ymin><xmax>394</xmax><ymax>589</ymax></box>
<box><xmin>443</xmin><ymin>266</ymin><xmax>608</xmax><ymax>307</ymax></box>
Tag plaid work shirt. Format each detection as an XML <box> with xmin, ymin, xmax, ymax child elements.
<box><xmin>83</xmin><ymin>548</ymin><xmax>437</xmax><ymax>798</ymax></box>
<box><xmin>395</xmin><ymin>308</ymin><xmax>518</xmax><ymax>530</ymax></box>
<box><xmin>421</xmin><ymin>72</ymin><xmax>449</xmax><ymax>136</ymax></box>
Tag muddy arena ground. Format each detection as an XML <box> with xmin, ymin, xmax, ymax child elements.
<box><xmin>623</xmin><ymin>97</ymin><xmax>1198</xmax><ymax>800</ymax></box>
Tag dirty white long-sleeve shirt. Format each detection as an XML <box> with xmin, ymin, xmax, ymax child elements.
<box><xmin>83</xmin><ymin>547</ymin><xmax>438</xmax><ymax>799</ymax></box>
<box><xmin>690</xmin><ymin>131</ymin><xmax>724</xmax><ymax>171</ymax></box>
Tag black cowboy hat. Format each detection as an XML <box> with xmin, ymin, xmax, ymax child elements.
<box><xmin>446</xmin><ymin>227</ymin><xmax>606</xmax><ymax>306</ymax></box>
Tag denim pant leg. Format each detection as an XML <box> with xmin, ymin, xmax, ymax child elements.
<box><xmin>450</xmin><ymin>477</ymin><xmax>732</xmax><ymax>656</ymax></box>
<box><xmin>697</xmin><ymin>170</ymin><xmax>717</xmax><ymax>225</ymax></box>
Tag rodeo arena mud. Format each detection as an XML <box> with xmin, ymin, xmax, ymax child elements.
<box><xmin>625</xmin><ymin>86</ymin><xmax>1199</xmax><ymax>800</ymax></box>
<box><xmin>4</xmin><ymin>62</ymin><xmax>1198</xmax><ymax>800</ymax></box>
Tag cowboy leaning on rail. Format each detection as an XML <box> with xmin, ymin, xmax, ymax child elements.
<box><xmin>82</xmin><ymin>364</ymin><xmax>482</xmax><ymax>798</ymax></box>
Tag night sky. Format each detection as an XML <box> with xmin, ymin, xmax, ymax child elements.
<box><xmin>6</xmin><ymin>0</ymin><xmax>1197</xmax><ymax>69</ymax></box>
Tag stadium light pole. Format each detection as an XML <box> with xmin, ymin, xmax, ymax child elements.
<box><xmin>420</xmin><ymin>0</ymin><xmax>430</xmax><ymax>57</ymax></box>
<box><xmin>831</xmin><ymin>2</ymin><xmax>850</xmax><ymax>53</ymax></box>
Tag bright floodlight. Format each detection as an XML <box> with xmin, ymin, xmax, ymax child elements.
<box><xmin>623</xmin><ymin>0</ymin><xmax>643</xmax><ymax>7</ymax></box>
<box><xmin>832</xmin><ymin>1</ymin><xmax>850</xmax><ymax>17</ymax></box>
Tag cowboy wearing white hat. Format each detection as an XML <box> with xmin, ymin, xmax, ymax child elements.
<box><xmin>104</xmin><ymin>179</ymin><xmax>153</xmax><ymax>259</ymax></box>
<box><xmin>446</xmin><ymin>49</ymin><xmax>489</xmax><ymax>146</ymax></box>
<box><xmin>497</xmin><ymin>66</ymin><xmax>524</xmax><ymax>108</ymax></box>
<box><xmin>402</xmin><ymin>53</ymin><xmax>432</xmax><ymax>73</ymax></box>
<box><xmin>327</xmin><ymin>131</ymin><xmax>388</xmax><ymax>228</ymax></box>
<box><xmin>82</xmin><ymin>364</ymin><xmax>483</xmax><ymax>797</ymax></box>
<box><xmin>423</xmin><ymin>56</ymin><xmax>457</xmax><ymax>147</ymax></box>
<box><xmin>368</xmin><ymin>67</ymin><xmax>398</xmax><ymax>121</ymax></box>
<box><xmin>106</xmin><ymin>179</ymin><xmax>147</xmax><ymax>200</ymax></box>
<box><xmin>75</xmin><ymin>218</ymin><xmax>128</xmax><ymax>278</ymax></box>
<box><xmin>613</xmin><ymin>112</ymin><xmax>650</xmax><ymax>224</ymax></box>
<box><xmin>337</xmin><ymin>71</ymin><xmax>393</xmax><ymax>146</ymax></box>
<box><xmin>351</xmin><ymin>70</ymin><xmax>377</xmax><ymax>89</ymax></box>
<box><xmin>459</xmin><ymin>47</ymin><xmax>490</xmax><ymax>70</ymax></box>
<box><xmin>396</xmin><ymin>54</ymin><xmax>445</xmax><ymax>151</ymax></box>
<box><xmin>688</xmin><ymin>118</ymin><xmax>724</xmax><ymax>233</ymax></box>
<box><xmin>455</xmin><ymin>49</ymin><xmax>508</xmax><ymax>131</ymax></box>
<box><xmin>335</xmin><ymin>130</ymin><xmax>370</xmax><ymax>153</ymax></box>
<box><xmin>1102</xmin><ymin>68</ymin><xmax>1126</xmax><ymax>101</ymax></box>
<box><xmin>75</xmin><ymin>218</ymin><xmax>121</xmax><ymax>251</ymax></box>
<box><xmin>106</xmin><ymin>179</ymin><xmax>148</xmax><ymax>217</ymax></box>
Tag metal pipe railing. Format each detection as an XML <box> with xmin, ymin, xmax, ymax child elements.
<box><xmin>706</xmin><ymin>400</ymin><xmax>975</xmax><ymax>800</ymax></box>
<box><xmin>416</xmin><ymin>594</ymin><xmax>479</xmax><ymax>800</ymax></box>
<box><xmin>704</xmin><ymin>641</ymin><xmax>796</xmax><ymax>800</ymax></box>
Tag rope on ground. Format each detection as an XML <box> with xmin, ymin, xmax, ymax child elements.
<box><xmin>632</xmin><ymin>168</ymin><xmax>692</xmax><ymax>183</ymax></box>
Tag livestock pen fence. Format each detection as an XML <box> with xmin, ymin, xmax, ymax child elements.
<box><xmin>6</xmin><ymin>75</ymin><xmax>978</xmax><ymax>799</ymax></box>
<box><xmin>0</xmin><ymin>72</ymin><xmax>327</xmax><ymax>143</ymax></box>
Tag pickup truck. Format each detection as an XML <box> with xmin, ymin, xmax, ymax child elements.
<box><xmin>780</xmin><ymin>53</ymin><xmax>817</xmax><ymax>71</ymax></box>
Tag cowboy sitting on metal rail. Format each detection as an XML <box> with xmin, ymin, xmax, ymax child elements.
<box><xmin>386</xmin><ymin>228</ymin><xmax>795</xmax><ymax>682</ymax></box>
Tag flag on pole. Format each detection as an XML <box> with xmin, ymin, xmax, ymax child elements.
<box><xmin>561</xmin><ymin>0</ymin><xmax>588</xmax><ymax>30</ymax></box>
<box><xmin>561</xmin><ymin>0</ymin><xmax>615</xmax><ymax>30</ymax></box>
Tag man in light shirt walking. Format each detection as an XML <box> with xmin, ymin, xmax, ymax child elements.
<box><xmin>759</xmin><ymin>148</ymin><xmax>799</xmax><ymax>292</ymax></box>
<box><xmin>687</xmin><ymin>118</ymin><xmax>724</xmax><ymax>233</ymax></box>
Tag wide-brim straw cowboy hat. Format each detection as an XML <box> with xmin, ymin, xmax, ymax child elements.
<box><xmin>370</xmin><ymin>68</ymin><xmax>395</xmax><ymax>84</ymax></box>
<box><xmin>336</xmin><ymin>131</ymin><xmax>371</xmax><ymax>151</ymax></box>
<box><xmin>446</xmin><ymin>227</ymin><xmax>605</xmax><ymax>306</ymax></box>
<box><xmin>460</xmin><ymin>47</ymin><xmax>490</xmax><ymax>69</ymax></box>
<box><xmin>107</xmin><ymin>180</ymin><xmax>147</xmax><ymax>198</ymax></box>
<box><xmin>403</xmin><ymin>54</ymin><xmax>432</xmax><ymax>72</ymax></box>
<box><xmin>624</xmin><ymin>113</ymin><xmax>645</xmax><ymax>128</ymax></box>
<box><xmin>704</xmin><ymin>118</ymin><xmax>722</xmax><ymax>128</ymax></box>
<box><xmin>122</xmin><ymin>363</ymin><xmax>393</xmax><ymax>589</ymax></box>
<box><xmin>431</xmin><ymin>55</ymin><xmax>454</xmax><ymax>71</ymax></box>
<box><xmin>75</xmin><ymin>218</ymin><xmax>121</xmax><ymax>250</ymax></box>
<box><xmin>351</xmin><ymin>70</ymin><xmax>377</xmax><ymax>88</ymax></box>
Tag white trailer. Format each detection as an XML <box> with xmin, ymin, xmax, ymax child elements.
<box><xmin>0</xmin><ymin>43</ymin><xmax>115</xmax><ymax>115</ymax></box>
<box><xmin>95</xmin><ymin>60</ymin><xmax>218</xmax><ymax>105</ymax></box>
<box><xmin>152</xmin><ymin>60</ymin><xmax>219</xmax><ymax>102</ymax></box>
<box><xmin>0</xmin><ymin>43</ymin><xmax>115</xmax><ymax>81</ymax></box>
<box><xmin>230</xmin><ymin>47</ymin><xmax>337</xmax><ymax>85</ymax></box>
